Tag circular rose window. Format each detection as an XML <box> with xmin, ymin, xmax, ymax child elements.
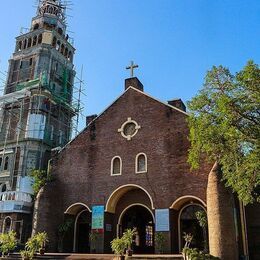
<box><xmin>118</xmin><ymin>118</ymin><xmax>141</xmax><ymax>140</ymax></box>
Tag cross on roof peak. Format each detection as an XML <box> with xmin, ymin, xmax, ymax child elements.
<box><xmin>126</xmin><ymin>61</ymin><xmax>139</xmax><ymax>78</ymax></box>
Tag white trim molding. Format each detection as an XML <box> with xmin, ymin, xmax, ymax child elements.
<box><xmin>117</xmin><ymin>203</ymin><xmax>155</xmax><ymax>237</ymax></box>
<box><xmin>110</xmin><ymin>156</ymin><xmax>122</xmax><ymax>176</ymax></box>
<box><xmin>64</xmin><ymin>202</ymin><xmax>92</xmax><ymax>215</ymax></box>
<box><xmin>135</xmin><ymin>152</ymin><xmax>147</xmax><ymax>174</ymax></box>
<box><xmin>105</xmin><ymin>184</ymin><xmax>155</xmax><ymax>213</ymax></box>
<box><xmin>170</xmin><ymin>195</ymin><xmax>206</xmax><ymax>210</ymax></box>
<box><xmin>118</xmin><ymin>117</ymin><xmax>141</xmax><ymax>141</ymax></box>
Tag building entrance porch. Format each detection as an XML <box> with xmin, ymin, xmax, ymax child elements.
<box><xmin>119</xmin><ymin>204</ymin><xmax>154</xmax><ymax>254</ymax></box>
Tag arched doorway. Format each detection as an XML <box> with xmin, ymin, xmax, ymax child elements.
<box><xmin>106</xmin><ymin>184</ymin><xmax>155</xmax><ymax>254</ymax></box>
<box><xmin>64</xmin><ymin>203</ymin><xmax>92</xmax><ymax>253</ymax></box>
<box><xmin>118</xmin><ymin>205</ymin><xmax>155</xmax><ymax>254</ymax></box>
<box><xmin>179</xmin><ymin>204</ymin><xmax>206</xmax><ymax>251</ymax></box>
<box><xmin>75</xmin><ymin>210</ymin><xmax>91</xmax><ymax>253</ymax></box>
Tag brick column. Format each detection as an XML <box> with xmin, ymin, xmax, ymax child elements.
<box><xmin>207</xmin><ymin>162</ymin><xmax>238</xmax><ymax>260</ymax></box>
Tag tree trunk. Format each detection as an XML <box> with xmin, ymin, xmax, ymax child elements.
<box><xmin>31</xmin><ymin>186</ymin><xmax>45</xmax><ymax>236</ymax></box>
<box><xmin>207</xmin><ymin>162</ymin><xmax>238</xmax><ymax>260</ymax></box>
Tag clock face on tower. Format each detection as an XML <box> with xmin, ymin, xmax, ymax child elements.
<box><xmin>118</xmin><ymin>118</ymin><xmax>141</xmax><ymax>140</ymax></box>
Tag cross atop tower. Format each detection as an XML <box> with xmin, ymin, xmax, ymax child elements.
<box><xmin>126</xmin><ymin>61</ymin><xmax>139</xmax><ymax>78</ymax></box>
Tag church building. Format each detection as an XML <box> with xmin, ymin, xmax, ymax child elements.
<box><xmin>33</xmin><ymin>75</ymin><xmax>259</xmax><ymax>259</ymax></box>
<box><xmin>1</xmin><ymin>1</ymin><xmax>257</xmax><ymax>259</ymax></box>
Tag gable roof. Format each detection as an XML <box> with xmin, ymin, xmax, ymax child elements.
<box><xmin>57</xmin><ymin>86</ymin><xmax>189</xmax><ymax>153</ymax></box>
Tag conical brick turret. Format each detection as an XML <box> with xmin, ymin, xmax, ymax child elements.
<box><xmin>207</xmin><ymin>162</ymin><xmax>238</xmax><ymax>260</ymax></box>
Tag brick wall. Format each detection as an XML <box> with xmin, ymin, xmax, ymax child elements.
<box><xmin>35</xmin><ymin>87</ymin><xmax>212</xmax><ymax>252</ymax></box>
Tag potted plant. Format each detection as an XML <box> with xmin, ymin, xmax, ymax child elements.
<box><xmin>20</xmin><ymin>250</ymin><xmax>33</xmax><ymax>260</ymax></box>
<box><xmin>89</xmin><ymin>230</ymin><xmax>98</xmax><ymax>253</ymax></box>
<box><xmin>25</xmin><ymin>234</ymin><xmax>39</xmax><ymax>257</ymax></box>
<box><xmin>155</xmin><ymin>232</ymin><xmax>166</xmax><ymax>254</ymax></box>
<box><xmin>0</xmin><ymin>231</ymin><xmax>17</xmax><ymax>257</ymax></box>
<box><xmin>57</xmin><ymin>218</ymin><xmax>73</xmax><ymax>252</ymax></box>
<box><xmin>36</xmin><ymin>232</ymin><xmax>48</xmax><ymax>255</ymax></box>
<box><xmin>110</xmin><ymin>237</ymin><xmax>127</xmax><ymax>260</ymax></box>
<box><xmin>182</xmin><ymin>233</ymin><xmax>193</xmax><ymax>260</ymax></box>
<box><xmin>122</xmin><ymin>229</ymin><xmax>135</xmax><ymax>256</ymax></box>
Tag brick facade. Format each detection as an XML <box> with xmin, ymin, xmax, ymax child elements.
<box><xmin>34</xmin><ymin>84</ymin><xmax>211</xmax><ymax>253</ymax></box>
<box><xmin>33</xmin><ymin>82</ymin><xmax>259</xmax><ymax>258</ymax></box>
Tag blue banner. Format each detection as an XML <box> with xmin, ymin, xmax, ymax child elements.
<box><xmin>91</xmin><ymin>205</ymin><xmax>104</xmax><ymax>230</ymax></box>
<box><xmin>155</xmin><ymin>209</ymin><xmax>169</xmax><ymax>231</ymax></box>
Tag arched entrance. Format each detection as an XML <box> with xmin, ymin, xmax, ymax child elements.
<box><xmin>106</xmin><ymin>184</ymin><xmax>155</xmax><ymax>254</ymax></box>
<box><xmin>75</xmin><ymin>210</ymin><xmax>91</xmax><ymax>253</ymax></box>
<box><xmin>64</xmin><ymin>203</ymin><xmax>92</xmax><ymax>253</ymax></box>
<box><xmin>119</xmin><ymin>204</ymin><xmax>155</xmax><ymax>254</ymax></box>
<box><xmin>170</xmin><ymin>195</ymin><xmax>207</xmax><ymax>253</ymax></box>
<box><xmin>179</xmin><ymin>204</ymin><xmax>206</xmax><ymax>251</ymax></box>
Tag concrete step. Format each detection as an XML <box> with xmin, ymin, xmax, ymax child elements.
<box><xmin>9</xmin><ymin>253</ymin><xmax>183</xmax><ymax>260</ymax></box>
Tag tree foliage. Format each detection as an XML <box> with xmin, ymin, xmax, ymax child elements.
<box><xmin>188</xmin><ymin>60</ymin><xmax>260</xmax><ymax>204</ymax></box>
<box><xmin>29</xmin><ymin>169</ymin><xmax>53</xmax><ymax>196</ymax></box>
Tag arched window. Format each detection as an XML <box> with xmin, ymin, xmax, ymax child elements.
<box><xmin>38</xmin><ymin>34</ymin><xmax>42</xmax><ymax>44</ymax></box>
<box><xmin>27</xmin><ymin>38</ymin><xmax>32</xmax><ymax>48</ymax></box>
<box><xmin>54</xmin><ymin>7</ymin><xmax>58</xmax><ymax>15</ymax></box>
<box><xmin>49</xmin><ymin>6</ymin><xmax>54</xmax><ymax>14</ymax></box>
<box><xmin>68</xmin><ymin>51</ymin><xmax>73</xmax><ymax>62</ymax></box>
<box><xmin>54</xmin><ymin>62</ymin><xmax>58</xmax><ymax>73</ymax></box>
<box><xmin>0</xmin><ymin>157</ymin><xmax>2</xmax><ymax>170</ymax></box>
<box><xmin>3</xmin><ymin>217</ymin><xmax>12</xmax><ymax>233</ymax></box>
<box><xmin>52</xmin><ymin>36</ymin><xmax>57</xmax><ymax>47</ymax></box>
<box><xmin>17</xmin><ymin>41</ymin><xmax>22</xmax><ymax>51</ymax></box>
<box><xmin>60</xmin><ymin>44</ymin><xmax>64</xmax><ymax>55</ymax></box>
<box><xmin>32</xmin><ymin>35</ymin><xmax>37</xmax><ymax>46</ymax></box>
<box><xmin>135</xmin><ymin>153</ymin><xmax>147</xmax><ymax>173</ymax></box>
<box><xmin>111</xmin><ymin>156</ymin><xmax>122</xmax><ymax>176</ymax></box>
<box><xmin>58</xmin><ymin>28</ymin><xmax>63</xmax><ymax>35</ymax></box>
<box><xmin>23</xmin><ymin>39</ymin><xmax>27</xmax><ymax>49</ymax></box>
<box><xmin>1</xmin><ymin>184</ymin><xmax>6</xmax><ymax>192</ymax></box>
<box><xmin>56</xmin><ymin>40</ymin><xmax>61</xmax><ymax>51</ymax></box>
<box><xmin>33</xmin><ymin>23</ymin><xmax>39</xmax><ymax>30</ymax></box>
<box><xmin>64</xmin><ymin>47</ymin><xmax>68</xmax><ymax>57</ymax></box>
<box><xmin>4</xmin><ymin>157</ymin><xmax>9</xmax><ymax>171</ymax></box>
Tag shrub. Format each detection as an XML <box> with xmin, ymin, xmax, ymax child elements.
<box><xmin>110</xmin><ymin>237</ymin><xmax>127</xmax><ymax>256</ymax></box>
<box><xmin>25</xmin><ymin>232</ymin><xmax>49</xmax><ymax>255</ymax></box>
<box><xmin>122</xmin><ymin>229</ymin><xmax>135</xmax><ymax>250</ymax></box>
<box><xmin>182</xmin><ymin>247</ymin><xmax>221</xmax><ymax>260</ymax></box>
<box><xmin>0</xmin><ymin>231</ymin><xmax>17</xmax><ymax>257</ymax></box>
<box><xmin>20</xmin><ymin>250</ymin><xmax>33</xmax><ymax>260</ymax></box>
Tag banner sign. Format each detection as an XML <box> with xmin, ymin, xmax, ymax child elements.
<box><xmin>91</xmin><ymin>205</ymin><xmax>104</xmax><ymax>231</ymax></box>
<box><xmin>155</xmin><ymin>209</ymin><xmax>169</xmax><ymax>231</ymax></box>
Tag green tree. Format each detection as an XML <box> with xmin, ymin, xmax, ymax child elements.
<box><xmin>29</xmin><ymin>169</ymin><xmax>53</xmax><ymax>196</ymax></box>
<box><xmin>188</xmin><ymin>60</ymin><xmax>260</xmax><ymax>204</ymax></box>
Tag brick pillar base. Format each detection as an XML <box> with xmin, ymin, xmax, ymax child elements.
<box><xmin>207</xmin><ymin>162</ymin><xmax>238</xmax><ymax>260</ymax></box>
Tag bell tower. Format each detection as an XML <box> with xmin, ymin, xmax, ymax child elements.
<box><xmin>0</xmin><ymin>0</ymin><xmax>76</xmax><ymax>242</ymax></box>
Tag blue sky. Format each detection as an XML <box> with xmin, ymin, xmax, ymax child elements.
<box><xmin>0</xmin><ymin>0</ymin><xmax>259</xmax><ymax>131</ymax></box>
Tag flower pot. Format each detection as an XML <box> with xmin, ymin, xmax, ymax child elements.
<box><xmin>120</xmin><ymin>256</ymin><xmax>125</xmax><ymax>260</ymax></box>
<box><xmin>39</xmin><ymin>248</ymin><xmax>45</xmax><ymax>255</ymax></box>
<box><xmin>126</xmin><ymin>249</ymin><xmax>133</xmax><ymax>256</ymax></box>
